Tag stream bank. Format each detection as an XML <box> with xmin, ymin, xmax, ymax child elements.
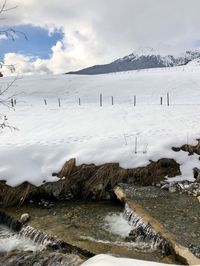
<box><xmin>0</xmin><ymin>157</ymin><xmax>180</xmax><ymax>207</ymax></box>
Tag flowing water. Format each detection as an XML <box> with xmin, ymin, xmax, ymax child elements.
<box><xmin>0</xmin><ymin>225</ymin><xmax>44</xmax><ymax>253</ymax></box>
<box><xmin>1</xmin><ymin>200</ymin><xmax>177</xmax><ymax>264</ymax></box>
<box><xmin>121</xmin><ymin>185</ymin><xmax>200</xmax><ymax>258</ymax></box>
<box><xmin>123</xmin><ymin>203</ymin><xmax>168</xmax><ymax>253</ymax></box>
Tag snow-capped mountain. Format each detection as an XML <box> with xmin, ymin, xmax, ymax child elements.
<box><xmin>67</xmin><ymin>49</ymin><xmax>200</xmax><ymax>75</ymax></box>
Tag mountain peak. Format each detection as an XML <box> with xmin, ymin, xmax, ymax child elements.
<box><xmin>66</xmin><ymin>48</ymin><xmax>200</xmax><ymax>75</ymax></box>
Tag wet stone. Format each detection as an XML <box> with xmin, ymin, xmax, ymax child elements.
<box><xmin>193</xmin><ymin>167</ymin><xmax>200</xmax><ymax>183</ymax></box>
<box><xmin>189</xmin><ymin>244</ymin><xmax>200</xmax><ymax>258</ymax></box>
<box><xmin>0</xmin><ymin>251</ymin><xmax>84</xmax><ymax>266</ymax></box>
<box><xmin>20</xmin><ymin>213</ymin><xmax>30</xmax><ymax>224</ymax></box>
<box><xmin>168</xmin><ymin>187</ymin><xmax>176</xmax><ymax>193</ymax></box>
<box><xmin>159</xmin><ymin>180</ymin><xmax>200</xmax><ymax>197</ymax></box>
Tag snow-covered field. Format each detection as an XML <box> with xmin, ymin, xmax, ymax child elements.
<box><xmin>0</xmin><ymin>65</ymin><xmax>200</xmax><ymax>186</ymax></box>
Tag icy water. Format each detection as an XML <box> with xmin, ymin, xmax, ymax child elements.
<box><xmin>2</xmin><ymin>200</ymin><xmax>177</xmax><ymax>264</ymax></box>
<box><xmin>122</xmin><ymin>186</ymin><xmax>200</xmax><ymax>257</ymax></box>
<box><xmin>0</xmin><ymin>224</ymin><xmax>84</xmax><ymax>266</ymax></box>
<box><xmin>0</xmin><ymin>225</ymin><xmax>44</xmax><ymax>253</ymax></box>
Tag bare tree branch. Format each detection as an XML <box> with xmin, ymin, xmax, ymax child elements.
<box><xmin>0</xmin><ymin>76</ymin><xmax>21</xmax><ymax>131</ymax></box>
<box><xmin>0</xmin><ymin>0</ymin><xmax>24</xmax><ymax>132</ymax></box>
<box><xmin>0</xmin><ymin>76</ymin><xmax>24</xmax><ymax>109</ymax></box>
<box><xmin>0</xmin><ymin>114</ymin><xmax>18</xmax><ymax>132</ymax></box>
<box><xmin>0</xmin><ymin>75</ymin><xmax>18</xmax><ymax>95</ymax></box>
<box><xmin>0</xmin><ymin>0</ymin><xmax>27</xmax><ymax>73</ymax></box>
<box><xmin>0</xmin><ymin>0</ymin><xmax>17</xmax><ymax>14</ymax></box>
<box><xmin>0</xmin><ymin>28</ymin><xmax>28</xmax><ymax>41</ymax></box>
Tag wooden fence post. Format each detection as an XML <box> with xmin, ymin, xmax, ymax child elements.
<box><xmin>134</xmin><ymin>95</ymin><xmax>136</xmax><ymax>106</ymax></box>
<box><xmin>100</xmin><ymin>93</ymin><xmax>102</xmax><ymax>107</ymax></box>
<box><xmin>167</xmin><ymin>93</ymin><xmax>170</xmax><ymax>106</ymax></box>
<box><xmin>11</xmin><ymin>98</ymin><xmax>14</xmax><ymax>107</ymax></box>
<box><xmin>111</xmin><ymin>96</ymin><xmax>114</xmax><ymax>105</ymax></box>
<box><xmin>135</xmin><ymin>136</ymin><xmax>138</xmax><ymax>154</ymax></box>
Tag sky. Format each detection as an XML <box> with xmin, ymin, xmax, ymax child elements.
<box><xmin>0</xmin><ymin>0</ymin><xmax>200</xmax><ymax>75</ymax></box>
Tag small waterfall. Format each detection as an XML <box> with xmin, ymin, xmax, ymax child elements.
<box><xmin>0</xmin><ymin>225</ymin><xmax>45</xmax><ymax>253</ymax></box>
<box><xmin>19</xmin><ymin>226</ymin><xmax>55</xmax><ymax>246</ymax></box>
<box><xmin>0</xmin><ymin>211</ymin><xmax>61</xmax><ymax>251</ymax></box>
<box><xmin>123</xmin><ymin>203</ymin><xmax>169</xmax><ymax>254</ymax></box>
<box><xmin>19</xmin><ymin>225</ymin><xmax>94</xmax><ymax>258</ymax></box>
<box><xmin>0</xmin><ymin>211</ymin><xmax>92</xmax><ymax>258</ymax></box>
<box><xmin>0</xmin><ymin>211</ymin><xmax>62</xmax><ymax>250</ymax></box>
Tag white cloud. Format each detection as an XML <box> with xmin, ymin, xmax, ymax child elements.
<box><xmin>2</xmin><ymin>29</ymin><xmax>102</xmax><ymax>75</ymax></box>
<box><xmin>0</xmin><ymin>34</ymin><xmax>9</xmax><ymax>40</ymax></box>
<box><xmin>1</xmin><ymin>0</ymin><xmax>200</xmax><ymax>75</ymax></box>
<box><xmin>2</xmin><ymin>32</ymin><xmax>101</xmax><ymax>75</ymax></box>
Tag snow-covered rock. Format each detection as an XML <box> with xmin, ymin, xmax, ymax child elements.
<box><xmin>81</xmin><ymin>254</ymin><xmax>178</xmax><ymax>266</ymax></box>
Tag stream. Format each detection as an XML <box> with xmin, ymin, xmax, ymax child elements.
<box><xmin>0</xmin><ymin>200</ymin><xmax>178</xmax><ymax>264</ymax></box>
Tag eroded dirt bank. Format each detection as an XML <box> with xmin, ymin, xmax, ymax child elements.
<box><xmin>0</xmin><ymin>157</ymin><xmax>180</xmax><ymax>207</ymax></box>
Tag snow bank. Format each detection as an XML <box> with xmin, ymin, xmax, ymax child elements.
<box><xmin>0</xmin><ymin>65</ymin><xmax>200</xmax><ymax>186</ymax></box>
<box><xmin>81</xmin><ymin>254</ymin><xmax>178</xmax><ymax>266</ymax></box>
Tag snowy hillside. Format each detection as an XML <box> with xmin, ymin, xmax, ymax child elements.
<box><xmin>0</xmin><ymin>65</ymin><xmax>200</xmax><ymax>186</ymax></box>
<box><xmin>67</xmin><ymin>49</ymin><xmax>200</xmax><ymax>75</ymax></box>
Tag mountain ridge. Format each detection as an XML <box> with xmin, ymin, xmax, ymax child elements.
<box><xmin>66</xmin><ymin>49</ymin><xmax>200</xmax><ymax>75</ymax></box>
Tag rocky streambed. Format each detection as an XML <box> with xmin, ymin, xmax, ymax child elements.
<box><xmin>0</xmin><ymin>200</ymin><xmax>180</xmax><ymax>265</ymax></box>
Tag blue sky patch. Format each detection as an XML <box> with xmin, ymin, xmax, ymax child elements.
<box><xmin>192</xmin><ymin>40</ymin><xmax>200</xmax><ymax>48</ymax></box>
<box><xmin>0</xmin><ymin>24</ymin><xmax>64</xmax><ymax>59</ymax></box>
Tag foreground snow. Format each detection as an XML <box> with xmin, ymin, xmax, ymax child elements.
<box><xmin>81</xmin><ymin>255</ymin><xmax>178</xmax><ymax>266</ymax></box>
<box><xmin>0</xmin><ymin>65</ymin><xmax>200</xmax><ymax>186</ymax></box>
